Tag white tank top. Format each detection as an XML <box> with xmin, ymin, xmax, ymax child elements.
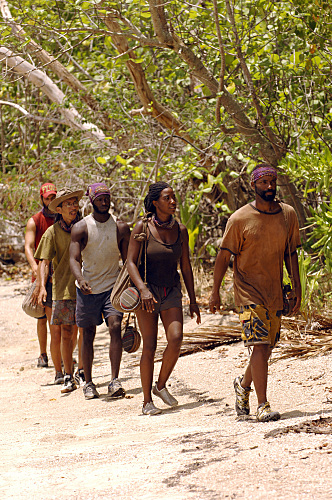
<box><xmin>79</xmin><ymin>213</ymin><xmax>120</xmax><ymax>294</ymax></box>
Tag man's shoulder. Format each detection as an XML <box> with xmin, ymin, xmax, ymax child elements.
<box><xmin>280</xmin><ymin>202</ymin><xmax>297</xmax><ymax>215</ymax></box>
<box><xmin>31</xmin><ymin>210</ymin><xmax>42</xmax><ymax>223</ymax></box>
<box><xmin>42</xmin><ymin>223</ymin><xmax>57</xmax><ymax>239</ymax></box>
<box><xmin>116</xmin><ymin>218</ymin><xmax>129</xmax><ymax>229</ymax></box>
<box><xmin>228</xmin><ymin>204</ymin><xmax>253</xmax><ymax>222</ymax></box>
<box><xmin>74</xmin><ymin>217</ymin><xmax>88</xmax><ymax>231</ymax></box>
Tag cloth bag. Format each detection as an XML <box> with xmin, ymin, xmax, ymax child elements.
<box><xmin>22</xmin><ymin>281</ymin><xmax>45</xmax><ymax>318</ymax></box>
<box><xmin>121</xmin><ymin>313</ymin><xmax>141</xmax><ymax>353</ymax></box>
<box><xmin>111</xmin><ymin>217</ymin><xmax>148</xmax><ymax>313</ymax></box>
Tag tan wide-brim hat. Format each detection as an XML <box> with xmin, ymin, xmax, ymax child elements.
<box><xmin>48</xmin><ymin>187</ymin><xmax>84</xmax><ymax>213</ymax></box>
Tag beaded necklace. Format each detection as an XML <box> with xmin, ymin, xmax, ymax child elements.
<box><xmin>152</xmin><ymin>213</ymin><xmax>175</xmax><ymax>230</ymax></box>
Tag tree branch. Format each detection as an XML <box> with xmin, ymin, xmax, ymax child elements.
<box><xmin>212</xmin><ymin>0</ymin><xmax>226</xmax><ymax>124</ymax></box>
<box><xmin>0</xmin><ymin>100</ymin><xmax>67</xmax><ymax>124</ymax></box>
<box><xmin>0</xmin><ymin>0</ymin><xmax>118</xmax><ymax>131</ymax></box>
<box><xmin>0</xmin><ymin>47</ymin><xmax>106</xmax><ymax>144</ymax></box>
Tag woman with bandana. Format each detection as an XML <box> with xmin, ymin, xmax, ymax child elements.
<box><xmin>127</xmin><ymin>181</ymin><xmax>201</xmax><ymax>415</ymax></box>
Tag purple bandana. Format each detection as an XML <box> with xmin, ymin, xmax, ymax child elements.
<box><xmin>251</xmin><ymin>166</ymin><xmax>277</xmax><ymax>183</ymax></box>
<box><xmin>86</xmin><ymin>183</ymin><xmax>110</xmax><ymax>203</ymax></box>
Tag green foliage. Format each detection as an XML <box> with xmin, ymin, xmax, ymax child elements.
<box><xmin>297</xmin><ymin>249</ymin><xmax>322</xmax><ymax>319</ymax></box>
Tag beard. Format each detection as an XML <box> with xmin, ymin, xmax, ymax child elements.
<box><xmin>92</xmin><ymin>201</ymin><xmax>110</xmax><ymax>214</ymax></box>
<box><xmin>255</xmin><ymin>185</ymin><xmax>276</xmax><ymax>202</ymax></box>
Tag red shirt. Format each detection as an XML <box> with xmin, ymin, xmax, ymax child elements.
<box><xmin>32</xmin><ymin>211</ymin><xmax>55</xmax><ymax>251</ymax></box>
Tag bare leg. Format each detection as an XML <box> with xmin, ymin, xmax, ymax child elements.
<box><xmin>61</xmin><ymin>324</ymin><xmax>74</xmax><ymax>376</ymax></box>
<box><xmin>107</xmin><ymin>316</ymin><xmax>123</xmax><ymax>379</ymax></box>
<box><xmin>241</xmin><ymin>344</ymin><xmax>271</xmax><ymax>406</ymax></box>
<box><xmin>77</xmin><ymin>328</ymin><xmax>84</xmax><ymax>370</ymax></box>
<box><xmin>82</xmin><ymin>325</ymin><xmax>96</xmax><ymax>383</ymax></box>
<box><xmin>157</xmin><ymin>307</ymin><xmax>183</xmax><ymax>390</ymax></box>
<box><xmin>37</xmin><ymin>317</ymin><xmax>47</xmax><ymax>355</ymax></box>
<box><xmin>136</xmin><ymin>309</ymin><xmax>159</xmax><ymax>406</ymax></box>
<box><xmin>72</xmin><ymin>325</ymin><xmax>78</xmax><ymax>352</ymax></box>
<box><xmin>45</xmin><ymin>306</ymin><xmax>62</xmax><ymax>373</ymax></box>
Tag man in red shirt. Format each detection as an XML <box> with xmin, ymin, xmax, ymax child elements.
<box><xmin>25</xmin><ymin>183</ymin><xmax>57</xmax><ymax>369</ymax></box>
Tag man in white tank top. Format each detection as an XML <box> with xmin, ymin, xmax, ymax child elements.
<box><xmin>70</xmin><ymin>183</ymin><xmax>130</xmax><ymax>400</ymax></box>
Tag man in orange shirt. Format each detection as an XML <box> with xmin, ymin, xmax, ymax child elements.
<box><xmin>209</xmin><ymin>164</ymin><xmax>301</xmax><ymax>422</ymax></box>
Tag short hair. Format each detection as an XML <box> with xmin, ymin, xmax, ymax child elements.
<box><xmin>144</xmin><ymin>182</ymin><xmax>171</xmax><ymax>214</ymax></box>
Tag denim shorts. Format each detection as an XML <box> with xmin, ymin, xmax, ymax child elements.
<box><xmin>76</xmin><ymin>287</ymin><xmax>123</xmax><ymax>328</ymax></box>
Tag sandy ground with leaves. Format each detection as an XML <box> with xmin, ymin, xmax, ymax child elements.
<box><xmin>1</xmin><ymin>278</ymin><xmax>332</xmax><ymax>500</ymax></box>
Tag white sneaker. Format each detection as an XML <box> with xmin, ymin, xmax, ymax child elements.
<box><xmin>74</xmin><ymin>369</ymin><xmax>85</xmax><ymax>387</ymax></box>
<box><xmin>83</xmin><ymin>381</ymin><xmax>99</xmax><ymax>400</ymax></box>
<box><xmin>142</xmin><ymin>401</ymin><xmax>162</xmax><ymax>415</ymax></box>
<box><xmin>108</xmin><ymin>378</ymin><xmax>126</xmax><ymax>398</ymax></box>
<box><xmin>152</xmin><ymin>383</ymin><xmax>178</xmax><ymax>407</ymax></box>
<box><xmin>61</xmin><ymin>375</ymin><xmax>77</xmax><ymax>394</ymax></box>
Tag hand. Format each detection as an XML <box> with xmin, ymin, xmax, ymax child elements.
<box><xmin>78</xmin><ymin>279</ymin><xmax>92</xmax><ymax>295</ymax></box>
<box><xmin>189</xmin><ymin>303</ymin><xmax>201</xmax><ymax>324</ymax></box>
<box><xmin>38</xmin><ymin>287</ymin><xmax>47</xmax><ymax>307</ymax></box>
<box><xmin>140</xmin><ymin>287</ymin><xmax>158</xmax><ymax>313</ymax></box>
<box><xmin>291</xmin><ymin>290</ymin><xmax>302</xmax><ymax>315</ymax></box>
<box><xmin>209</xmin><ymin>291</ymin><xmax>221</xmax><ymax>314</ymax></box>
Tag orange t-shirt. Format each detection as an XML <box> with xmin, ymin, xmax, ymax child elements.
<box><xmin>220</xmin><ymin>202</ymin><xmax>301</xmax><ymax>310</ymax></box>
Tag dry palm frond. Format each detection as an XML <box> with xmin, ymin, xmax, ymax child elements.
<box><xmin>272</xmin><ymin>313</ymin><xmax>332</xmax><ymax>362</ymax></box>
<box><xmin>155</xmin><ymin>325</ymin><xmax>242</xmax><ymax>362</ymax></box>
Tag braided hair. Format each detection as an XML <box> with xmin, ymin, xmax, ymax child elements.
<box><xmin>144</xmin><ymin>181</ymin><xmax>171</xmax><ymax>214</ymax></box>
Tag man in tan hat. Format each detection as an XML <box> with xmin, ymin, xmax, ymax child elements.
<box><xmin>35</xmin><ymin>187</ymin><xmax>84</xmax><ymax>393</ymax></box>
<box><xmin>25</xmin><ymin>182</ymin><xmax>57</xmax><ymax>369</ymax></box>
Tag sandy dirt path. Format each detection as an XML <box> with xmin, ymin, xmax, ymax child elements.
<box><xmin>1</xmin><ymin>278</ymin><xmax>332</xmax><ymax>499</ymax></box>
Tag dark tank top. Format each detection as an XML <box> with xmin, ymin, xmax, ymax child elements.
<box><xmin>139</xmin><ymin>224</ymin><xmax>182</xmax><ymax>287</ymax></box>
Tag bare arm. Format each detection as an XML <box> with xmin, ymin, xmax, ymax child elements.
<box><xmin>116</xmin><ymin>220</ymin><xmax>131</xmax><ymax>263</ymax></box>
<box><xmin>179</xmin><ymin>224</ymin><xmax>200</xmax><ymax>324</ymax></box>
<box><xmin>127</xmin><ymin>220</ymin><xmax>157</xmax><ymax>313</ymax></box>
<box><xmin>69</xmin><ymin>220</ymin><xmax>91</xmax><ymax>294</ymax></box>
<box><xmin>37</xmin><ymin>259</ymin><xmax>50</xmax><ymax>306</ymax></box>
<box><xmin>208</xmin><ymin>249</ymin><xmax>232</xmax><ymax>313</ymax></box>
<box><xmin>24</xmin><ymin>218</ymin><xmax>38</xmax><ymax>277</ymax></box>
<box><xmin>284</xmin><ymin>249</ymin><xmax>301</xmax><ymax>314</ymax></box>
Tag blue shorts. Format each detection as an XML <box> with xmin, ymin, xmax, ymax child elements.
<box><xmin>76</xmin><ymin>287</ymin><xmax>123</xmax><ymax>328</ymax></box>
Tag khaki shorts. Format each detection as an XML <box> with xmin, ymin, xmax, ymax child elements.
<box><xmin>238</xmin><ymin>304</ymin><xmax>282</xmax><ymax>348</ymax></box>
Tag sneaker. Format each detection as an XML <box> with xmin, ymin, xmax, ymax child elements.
<box><xmin>83</xmin><ymin>381</ymin><xmax>99</xmax><ymax>400</ymax></box>
<box><xmin>61</xmin><ymin>374</ymin><xmax>77</xmax><ymax>394</ymax></box>
<box><xmin>142</xmin><ymin>401</ymin><xmax>162</xmax><ymax>415</ymax></box>
<box><xmin>108</xmin><ymin>378</ymin><xmax>126</xmax><ymax>398</ymax></box>
<box><xmin>152</xmin><ymin>383</ymin><xmax>178</xmax><ymax>407</ymax></box>
<box><xmin>256</xmin><ymin>402</ymin><xmax>281</xmax><ymax>422</ymax></box>
<box><xmin>54</xmin><ymin>371</ymin><xmax>64</xmax><ymax>385</ymax></box>
<box><xmin>74</xmin><ymin>369</ymin><xmax>85</xmax><ymax>387</ymax></box>
<box><xmin>234</xmin><ymin>375</ymin><xmax>252</xmax><ymax>416</ymax></box>
<box><xmin>37</xmin><ymin>353</ymin><xmax>48</xmax><ymax>368</ymax></box>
